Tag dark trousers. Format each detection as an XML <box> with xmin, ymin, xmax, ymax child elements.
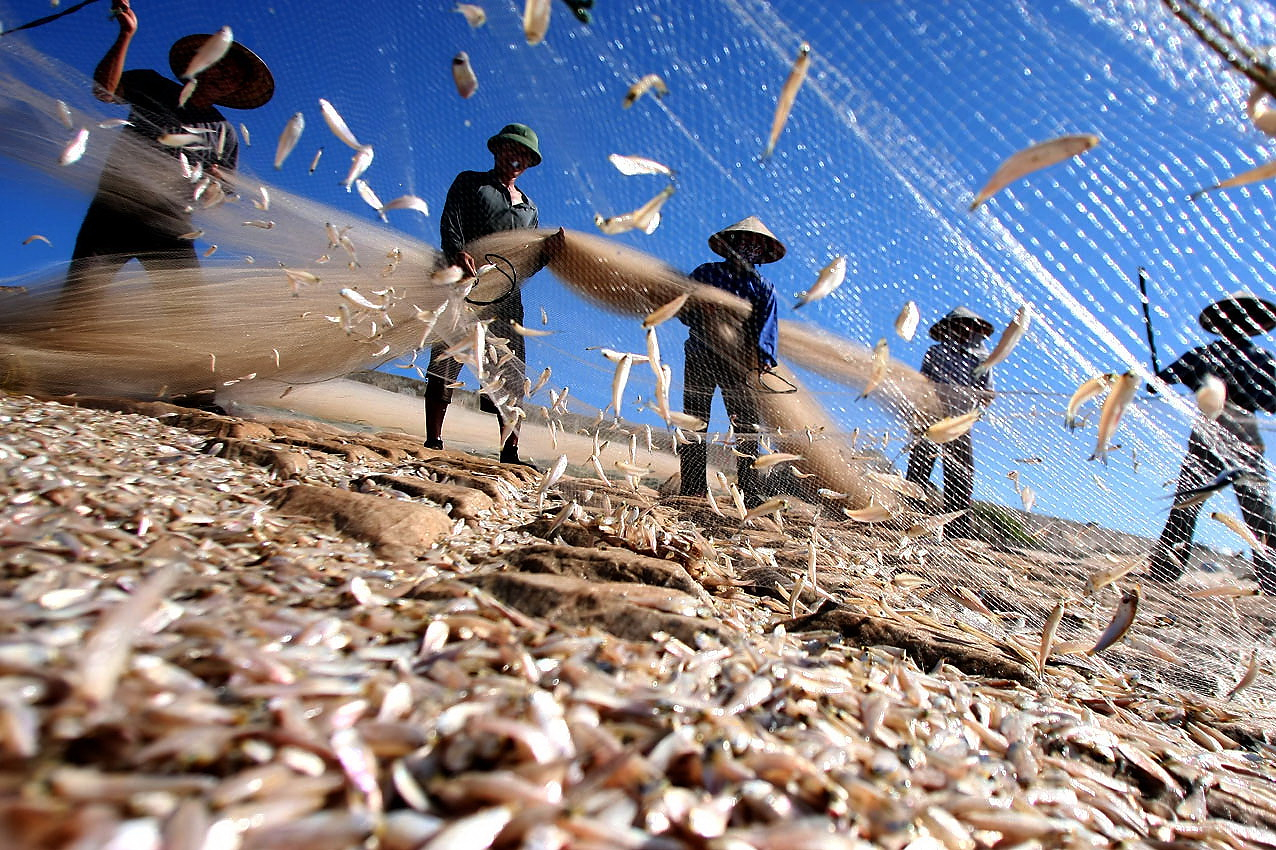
<box><xmin>1151</xmin><ymin>426</ymin><xmax>1276</xmax><ymax>590</ymax></box>
<box><xmin>425</xmin><ymin>289</ymin><xmax>526</xmax><ymax>440</ymax></box>
<box><xmin>905</xmin><ymin>434</ymin><xmax>975</xmax><ymax>538</ymax></box>
<box><xmin>61</xmin><ymin>199</ymin><xmax>199</xmax><ymax>310</ymax></box>
<box><xmin>679</xmin><ymin>343</ymin><xmax>761</xmax><ymax>502</ymax></box>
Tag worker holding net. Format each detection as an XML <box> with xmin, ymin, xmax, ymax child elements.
<box><xmin>1149</xmin><ymin>291</ymin><xmax>1276</xmax><ymax>592</ymax></box>
<box><xmin>424</xmin><ymin>123</ymin><xmax>542</xmax><ymax>469</ymax></box>
<box><xmin>61</xmin><ymin>0</ymin><xmax>273</xmax><ymax>307</ymax></box>
<box><xmin>905</xmin><ymin>307</ymin><xmax>995</xmax><ymax>540</ymax></box>
<box><xmin>677</xmin><ymin>216</ymin><xmax>784</xmax><ymax>509</ymax></box>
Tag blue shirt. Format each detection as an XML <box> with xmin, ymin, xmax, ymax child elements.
<box><xmin>683</xmin><ymin>261</ymin><xmax>779</xmax><ymax>369</ymax></box>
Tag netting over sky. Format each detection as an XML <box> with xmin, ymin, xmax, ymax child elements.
<box><xmin>2</xmin><ymin>0</ymin><xmax>1275</xmax><ymax>701</ymax></box>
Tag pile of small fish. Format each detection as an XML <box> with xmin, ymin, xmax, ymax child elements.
<box><xmin>2</xmin><ymin>391</ymin><xmax>1276</xmax><ymax>849</ymax></box>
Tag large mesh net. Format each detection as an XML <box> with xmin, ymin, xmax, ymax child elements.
<box><xmin>2</xmin><ymin>0</ymin><xmax>1275</xmax><ymax>705</ymax></box>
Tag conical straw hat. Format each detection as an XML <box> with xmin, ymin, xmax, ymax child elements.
<box><xmin>928</xmin><ymin>306</ymin><xmax>994</xmax><ymax>340</ymax></box>
<box><xmin>1199</xmin><ymin>290</ymin><xmax>1276</xmax><ymax>336</ymax></box>
<box><xmin>708</xmin><ymin>216</ymin><xmax>786</xmax><ymax>264</ymax></box>
<box><xmin>169</xmin><ymin>35</ymin><xmax>274</xmax><ymax>110</ymax></box>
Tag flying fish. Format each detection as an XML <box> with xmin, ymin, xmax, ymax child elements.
<box><xmin>319</xmin><ymin>98</ymin><xmax>363</xmax><ymax>150</ymax></box>
<box><xmin>609</xmin><ymin>153</ymin><xmax>675</xmax><ymax>178</ymax></box>
<box><xmin>895</xmin><ymin>301</ymin><xmax>920</xmax><ymax>341</ymax></box>
<box><xmin>1089</xmin><ymin>371</ymin><xmax>1139</xmax><ymax>463</ymax></box>
<box><xmin>594</xmin><ymin>184</ymin><xmax>675</xmax><ymax>235</ymax></box>
<box><xmin>794</xmin><ymin>256</ymin><xmax>846</xmax><ymax>308</ymax></box>
<box><xmin>455</xmin><ymin>3</ymin><xmax>487</xmax><ymax>27</ymax></box>
<box><xmin>524</xmin><ymin>0</ymin><xmax>551</xmax><ymax>44</ymax></box>
<box><xmin>974</xmin><ymin>303</ymin><xmax>1032</xmax><ymax>377</ymax></box>
<box><xmin>762</xmin><ymin>41</ymin><xmax>811</xmax><ymax>159</ymax></box>
<box><xmin>1089</xmin><ymin>585</ymin><xmax>1140</xmax><ymax>654</ymax></box>
<box><xmin>452</xmin><ymin>52</ymin><xmax>478</xmax><ymax>99</ymax></box>
<box><xmin>1064</xmin><ymin>372</ymin><xmax>1117</xmax><ymax>431</ymax></box>
<box><xmin>623</xmin><ymin>73</ymin><xmax>668</xmax><ymax>109</ymax></box>
<box><xmin>969</xmin><ymin>133</ymin><xmax>1100</xmax><ymax>211</ymax></box>
<box><xmin>274</xmin><ymin>112</ymin><xmax>305</xmax><ymax>170</ymax></box>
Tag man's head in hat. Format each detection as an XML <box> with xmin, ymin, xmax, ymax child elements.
<box><xmin>708</xmin><ymin>216</ymin><xmax>786</xmax><ymax>268</ymax></box>
<box><xmin>487</xmin><ymin>123</ymin><xmax>541</xmax><ymax>184</ymax></box>
<box><xmin>930</xmin><ymin>306</ymin><xmax>994</xmax><ymax>345</ymax></box>
<box><xmin>168</xmin><ymin>33</ymin><xmax>274</xmax><ymax>110</ymax></box>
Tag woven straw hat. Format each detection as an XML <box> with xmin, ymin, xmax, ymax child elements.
<box><xmin>1199</xmin><ymin>291</ymin><xmax>1276</xmax><ymax>336</ymax></box>
<box><xmin>708</xmin><ymin>216</ymin><xmax>786</xmax><ymax>264</ymax></box>
<box><xmin>929</xmin><ymin>306</ymin><xmax>994</xmax><ymax>340</ymax></box>
<box><xmin>169</xmin><ymin>35</ymin><xmax>274</xmax><ymax>110</ymax></box>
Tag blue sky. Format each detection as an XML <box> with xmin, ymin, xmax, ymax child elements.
<box><xmin>4</xmin><ymin>0</ymin><xmax>1276</xmax><ymax>549</ymax></box>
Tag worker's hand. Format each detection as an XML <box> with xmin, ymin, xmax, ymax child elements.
<box><xmin>456</xmin><ymin>251</ymin><xmax>478</xmax><ymax>277</ymax></box>
<box><xmin>111</xmin><ymin>0</ymin><xmax>137</xmax><ymax>35</ymax></box>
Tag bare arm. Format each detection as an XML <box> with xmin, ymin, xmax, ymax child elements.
<box><xmin>93</xmin><ymin>0</ymin><xmax>137</xmax><ymax>103</ymax></box>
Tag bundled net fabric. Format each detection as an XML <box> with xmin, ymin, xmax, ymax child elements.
<box><xmin>2</xmin><ymin>0</ymin><xmax>1276</xmax><ymax>702</ymax></box>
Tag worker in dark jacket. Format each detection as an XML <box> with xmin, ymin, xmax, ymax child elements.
<box><xmin>678</xmin><ymin>216</ymin><xmax>783</xmax><ymax>508</ymax></box>
<box><xmin>64</xmin><ymin>0</ymin><xmax>273</xmax><ymax>300</ymax></box>
<box><xmin>905</xmin><ymin>307</ymin><xmax>994</xmax><ymax>539</ymax></box>
<box><xmin>424</xmin><ymin>123</ymin><xmax>541</xmax><ymax>467</ymax></box>
<box><xmin>1149</xmin><ymin>291</ymin><xmax>1276</xmax><ymax>592</ymax></box>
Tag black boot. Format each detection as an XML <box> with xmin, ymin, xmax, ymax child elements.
<box><xmin>499</xmin><ymin>434</ymin><xmax>537</xmax><ymax>470</ymax></box>
<box><xmin>679</xmin><ymin>441</ymin><xmax>708</xmax><ymax>497</ymax></box>
<box><xmin>424</xmin><ymin>379</ymin><xmax>450</xmax><ymax>450</ymax></box>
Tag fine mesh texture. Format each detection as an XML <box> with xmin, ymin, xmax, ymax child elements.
<box><xmin>1</xmin><ymin>0</ymin><xmax>1274</xmax><ymax>702</ymax></box>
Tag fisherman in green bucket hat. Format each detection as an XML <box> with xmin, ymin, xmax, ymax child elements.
<box><xmin>424</xmin><ymin>123</ymin><xmax>544</xmax><ymax>468</ymax></box>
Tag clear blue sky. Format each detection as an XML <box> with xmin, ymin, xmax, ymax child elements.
<box><xmin>4</xmin><ymin>0</ymin><xmax>1276</xmax><ymax>549</ymax></box>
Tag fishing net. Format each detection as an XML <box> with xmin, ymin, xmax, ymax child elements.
<box><xmin>2</xmin><ymin>0</ymin><xmax>1275</xmax><ymax>704</ymax></box>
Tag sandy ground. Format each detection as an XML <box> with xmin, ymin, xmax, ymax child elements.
<box><xmin>221</xmin><ymin>377</ymin><xmax>690</xmax><ymax>482</ymax></box>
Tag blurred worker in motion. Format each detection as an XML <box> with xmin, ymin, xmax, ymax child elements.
<box><xmin>1149</xmin><ymin>291</ymin><xmax>1276</xmax><ymax>592</ymax></box>
<box><xmin>425</xmin><ymin>123</ymin><xmax>543</xmax><ymax>468</ymax></box>
<box><xmin>677</xmin><ymin>216</ymin><xmax>783</xmax><ymax>508</ymax></box>
<box><xmin>905</xmin><ymin>307</ymin><xmax>995</xmax><ymax>539</ymax></box>
<box><xmin>63</xmin><ymin>0</ymin><xmax>273</xmax><ymax>301</ymax></box>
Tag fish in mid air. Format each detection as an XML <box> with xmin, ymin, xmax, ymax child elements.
<box><xmin>594</xmin><ymin>185</ymin><xmax>675</xmax><ymax>235</ymax></box>
<box><xmin>623</xmin><ymin>73</ymin><xmax>668</xmax><ymax>108</ymax></box>
<box><xmin>1169</xmin><ymin>468</ymin><xmax>1259</xmax><ymax>510</ymax></box>
<box><xmin>762</xmin><ymin>42</ymin><xmax>811</xmax><ymax>159</ymax></box>
<box><xmin>969</xmin><ymin>134</ymin><xmax>1100</xmax><ymax>211</ymax></box>
<box><xmin>794</xmin><ymin>256</ymin><xmax>847</xmax><ymax>308</ymax></box>
<box><xmin>274</xmin><ymin>112</ymin><xmax>305</xmax><ymax>169</ymax></box>
<box><xmin>974</xmin><ymin>303</ymin><xmax>1032</xmax><ymax>377</ymax></box>
<box><xmin>895</xmin><ymin>301</ymin><xmax>920</xmax><ymax>341</ymax></box>
<box><xmin>452</xmin><ymin>52</ymin><xmax>478</xmax><ymax>99</ymax></box>
<box><xmin>1089</xmin><ymin>371</ymin><xmax>1139</xmax><ymax>463</ymax></box>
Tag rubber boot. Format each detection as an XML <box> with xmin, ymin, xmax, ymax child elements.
<box><xmin>499</xmin><ymin>431</ymin><xmax>537</xmax><ymax>470</ymax></box>
<box><xmin>424</xmin><ymin>380</ymin><xmax>448</xmax><ymax>450</ymax></box>
<box><xmin>679</xmin><ymin>441</ymin><xmax>708</xmax><ymax>497</ymax></box>
<box><xmin>737</xmin><ymin>454</ymin><xmax>762</xmax><ymax>509</ymax></box>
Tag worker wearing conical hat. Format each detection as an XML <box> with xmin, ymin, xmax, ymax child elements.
<box><xmin>905</xmin><ymin>306</ymin><xmax>996</xmax><ymax>540</ymax></box>
<box><xmin>1150</xmin><ymin>291</ymin><xmax>1276</xmax><ymax>592</ymax></box>
<box><xmin>63</xmin><ymin>0</ymin><xmax>273</xmax><ymax>306</ymax></box>
<box><xmin>677</xmin><ymin>216</ymin><xmax>784</xmax><ymax>508</ymax></box>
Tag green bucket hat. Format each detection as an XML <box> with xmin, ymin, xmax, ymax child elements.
<box><xmin>929</xmin><ymin>306</ymin><xmax>994</xmax><ymax>340</ymax></box>
<box><xmin>487</xmin><ymin>123</ymin><xmax>542</xmax><ymax>167</ymax></box>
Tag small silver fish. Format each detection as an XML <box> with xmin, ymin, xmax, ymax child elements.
<box><xmin>610</xmin><ymin>353</ymin><xmax>633</xmax><ymax>417</ymax></box>
<box><xmin>455</xmin><ymin>3</ymin><xmax>487</xmax><ymax>27</ymax></box>
<box><xmin>309</xmin><ymin>147</ymin><xmax>325</xmax><ymax>174</ymax></box>
<box><xmin>595</xmin><ymin>184</ymin><xmax>675</xmax><ymax>235</ymax></box>
<box><xmin>274</xmin><ymin>112</ymin><xmax>305</xmax><ymax>170</ymax></box>
<box><xmin>523</xmin><ymin>0</ymin><xmax>551</xmax><ymax>44</ymax></box>
<box><xmin>59</xmin><ymin>128</ymin><xmax>89</xmax><ymax>165</ymax></box>
<box><xmin>969</xmin><ymin>133</ymin><xmax>1100</xmax><ymax>211</ymax></box>
<box><xmin>1191</xmin><ymin>158</ymin><xmax>1276</xmax><ymax>199</ymax></box>
<box><xmin>319</xmin><ymin>98</ymin><xmax>363</xmax><ymax>150</ymax></box>
<box><xmin>609</xmin><ymin>153</ymin><xmax>675</xmax><ymax>178</ymax></box>
<box><xmin>182</xmin><ymin>26</ymin><xmax>234</xmax><ymax>80</ymax></box>
<box><xmin>1090</xmin><ymin>371</ymin><xmax>1139</xmax><ymax>463</ymax></box>
<box><xmin>1169</xmin><ymin>467</ymin><xmax>1256</xmax><ymax>510</ymax></box>
<box><xmin>1090</xmin><ymin>585</ymin><xmax>1139</xmax><ymax>654</ymax></box>
<box><xmin>452</xmin><ymin>52</ymin><xmax>478</xmax><ymax>99</ymax></box>
<box><xmin>794</xmin><ymin>256</ymin><xmax>846</xmax><ymax>308</ymax></box>
<box><xmin>974</xmin><ymin>303</ymin><xmax>1032</xmax><ymax>377</ymax></box>
<box><xmin>623</xmin><ymin>73</ymin><xmax>668</xmax><ymax>108</ymax></box>
<box><xmin>762</xmin><ymin>41</ymin><xmax>811</xmax><ymax>159</ymax></box>
<box><xmin>642</xmin><ymin>293</ymin><xmax>689</xmax><ymax>329</ymax></box>
<box><xmin>1225</xmin><ymin>649</ymin><xmax>1260</xmax><ymax>701</ymax></box>
<box><xmin>1064</xmin><ymin>372</ymin><xmax>1116</xmax><ymax>431</ymax></box>
<box><xmin>895</xmin><ymin>301</ymin><xmax>920</xmax><ymax>341</ymax></box>
<box><xmin>925</xmin><ymin>409</ymin><xmax>983</xmax><ymax>444</ymax></box>
<box><xmin>744</xmin><ymin>497</ymin><xmax>789</xmax><ymax>521</ymax></box>
<box><xmin>342</xmin><ymin>145</ymin><xmax>375</xmax><ymax>191</ymax></box>
<box><xmin>859</xmin><ymin>338</ymin><xmax>889</xmax><ymax>400</ymax></box>
<box><xmin>22</xmin><ymin>234</ymin><xmax>52</xmax><ymax>246</ymax></box>
<box><xmin>752</xmin><ymin>452</ymin><xmax>803</xmax><ymax>470</ymax></box>
<box><xmin>355</xmin><ymin>179</ymin><xmax>386</xmax><ymax>220</ymax></box>
<box><xmin>1037</xmin><ymin>599</ymin><xmax>1066</xmax><ymax>675</ymax></box>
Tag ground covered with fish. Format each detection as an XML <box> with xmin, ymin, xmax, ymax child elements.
<box><xmin>3</xmin><ymin>392</ymin><xmax>1276</xmax><ymax>850</ymax></box>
